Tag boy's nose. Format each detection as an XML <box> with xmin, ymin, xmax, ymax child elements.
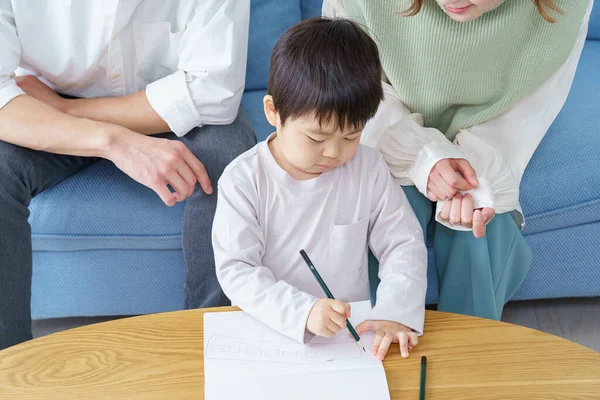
<box><xmin>322</xmin><ymin>144</ymin><xmax>341</xmax><ymax>159</ymax></box>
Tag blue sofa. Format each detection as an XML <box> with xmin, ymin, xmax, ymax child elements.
<box><xmin>28</xmin><ymin>0</ymin><xmax>600</xmax><ymax>319</ymax></box>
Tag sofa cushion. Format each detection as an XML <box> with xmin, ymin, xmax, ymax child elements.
<box><xmin>244</xmin><ymin>0</ymin><xmax>322</xmax><ymax>138</ymax></box>
<box><xmin>245</xmin><ymin>0</ymin><xmax>302</xmax><ymax>91</ymax></box>
<box><xmin>245</xmin><ymin>0</ymin><xmax>323</xmax><ymax>92</ymax></box>
<box><xmin>29</xmin><ymin>160</ymin><xmax>185</xmax><ymax>251</ymax></box>
<box><xmin>241</xmin><ymin>89</ymin><xmax>272</xmax><ymax>141</ymax></box>
<box><xmin>520</xmin><ymin>40</ymin><xmax>600</xmax><ymax>235</ymax></box>
<box><xmin>301</xmin><ymin>0</ymin><xmax>323</xmax><ymax>19</ymax></box>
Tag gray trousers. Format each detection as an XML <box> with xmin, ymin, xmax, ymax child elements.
<box><xmin>0</xmin><ymin>109</ymin><xmax>256</xmax><ymax>350</ymax></box>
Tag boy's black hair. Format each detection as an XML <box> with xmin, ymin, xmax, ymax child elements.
<box><xmin>268</xmin><ymin>17</ymin><xmax>383</xmax><ymax>131</ymax></box>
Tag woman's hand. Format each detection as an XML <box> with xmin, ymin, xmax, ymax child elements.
<box><xmin>438</xmin><ymin>192</ymin><xmax>496</xmax><ymax>238</ymax></box>
<box><xmin>427</xmin><ymin>158</ymin><xmax>479</xmax><ymax>202</ymax></box>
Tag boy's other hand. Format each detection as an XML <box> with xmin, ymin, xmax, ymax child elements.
<box><xmin>355</xmin><ymin>320</ymin><xmax>418</xmax><ymax>360</ymax></box>
<box><xmin>306</xmin><ymin>299</ymin><xmax>351</xmax><ymax>338</ymax></box>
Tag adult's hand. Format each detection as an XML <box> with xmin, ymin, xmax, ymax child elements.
<box><xmin>108</xmin><ymin>131</ymin><xmax>212</xmax><ymax>206</ymax></box>
<box><xmin>438</xmin><ymin>193</ymin><xmax>496</xmax><ymax>238</ymax></box>
<box><xmin>14</xmin><ymin>76</ymin><xmax>210</xmax><ymax>205</ymax></box>
<box><xmin>427</xmin><ymin>158</ymin><xmax>479</xmax><ymax>202</ymax></box>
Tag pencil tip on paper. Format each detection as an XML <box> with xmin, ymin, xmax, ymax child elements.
<box><xmin>358</xmin><ymin>341</ymin><xmax>366</xmax><ymax>352</ymax></box>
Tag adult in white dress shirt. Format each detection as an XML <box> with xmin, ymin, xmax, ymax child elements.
<box><xmin>0</xmin><ymin>0</ymin><xmax>254</xmax><ymax>350</ymax></box>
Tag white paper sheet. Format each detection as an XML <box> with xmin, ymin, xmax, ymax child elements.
<box><xmin>204</xmin><ymin>301</ymin><xmax>391</xmax><ymax>400</ymax></box>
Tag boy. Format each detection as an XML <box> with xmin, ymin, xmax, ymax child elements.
<box><xmin>212</xmin><ymin>18</ymin><xmax>427</xmax><ymax>360</ymax></box>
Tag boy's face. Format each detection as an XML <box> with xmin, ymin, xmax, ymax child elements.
<box><xmin>264</xmin><ymin>96</ymin><xmax>362</xmax><ymax>179</ymax></box>
<box><xmin>278</xmin><ymin>116</ymin><xmax>363</xmax><ymax>175</ymax></box>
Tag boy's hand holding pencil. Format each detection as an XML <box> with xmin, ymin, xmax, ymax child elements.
<box><xmin>306</xmin><ymin>299</ymin><xmax>351</xmax><ymax>338</ymax></box>
<box><xmin>300</xmin><ymin>250</ymin><xmax>365</xmax><ymax>352</ymax></box>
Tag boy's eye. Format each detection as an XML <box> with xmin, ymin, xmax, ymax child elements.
<box><xmin>345</xmin><ymin>136</ymin><xmax>359</xmax><ymax>141</ymax></box>
<box><xmin>307</xmin><ymin>136</ymin><xmax>325</xmax><ymax>143</ymax></box>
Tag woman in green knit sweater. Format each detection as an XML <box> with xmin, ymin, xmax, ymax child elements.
<box><xmin>324</xmin><ymin>0</ymin><xmax>592</xmax><ymax>320</ymax></box>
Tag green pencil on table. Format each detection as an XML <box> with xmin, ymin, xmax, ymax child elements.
<box><xmin>420</xmin><ymin>355</ymin><xmax>427</xmax><ymax>400</ymax></box>
<box><xmin>299</xmin><ymin>249</ymin><xmax>366</xmax><ymax>352</ymax></box>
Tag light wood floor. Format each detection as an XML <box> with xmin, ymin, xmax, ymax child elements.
<box><xmin>32</xmin><ymin>297</ymin><xmax>600</xmax><ymax>353</ymax></box>
<box><xmin>501</xmin><ymin>297</ymin><xmax>600</xmax><ymax>352</ymax></box>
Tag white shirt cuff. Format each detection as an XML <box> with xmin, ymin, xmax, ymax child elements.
<box><xmin>296</xmin><ymin>298</ymin><xmax>319</xmax><ymax>344</ymax></box>
<box><xmin>409</xmin><ymin>140</ymin><xmax>466</xmax><ymax>196</ymax></box>
<box><xmin>0</xmin><ymin>79</ymin><xmax>25</xmax><ymax>110</ymax></box>
<box><xmin>447</xmin><ymin>130</ymin><xmax>520</xmax><ymax>230</ymax></box>
<box><xmin>145</xmin><ymin>70</ymin><xmax>202</xmax><ymax>137</ymax></box>
<box><xmin>303</xmin><ymin>330</ymin><xmax>316</xmax><ymax>344</ymax></box>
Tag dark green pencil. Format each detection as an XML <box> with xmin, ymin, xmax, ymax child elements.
<box><xmin>299</xmin><ymin>249</ymin><xmax>366</xmax><ymax>352</ymax></box>
<box><xmin>420</xmin><ymin>356</ymin><xmax>427</xmax><ymax>400</ymax></box>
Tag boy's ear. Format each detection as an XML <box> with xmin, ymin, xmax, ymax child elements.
<box><xmin>263</xmin><ymin>95</ymin><xmax>280</xmax><ymax>128</ymax></box>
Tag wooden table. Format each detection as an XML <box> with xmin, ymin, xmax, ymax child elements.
<box><xmin>0</xmin><ymin>308</ymin><xmax>599</xmax><ymax>399</ymax></box>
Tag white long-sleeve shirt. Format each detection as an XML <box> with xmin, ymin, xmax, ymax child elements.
<box><xmin>212</xmin><ymin>135</ymin><xmax>427</xmax><ymax>344</ymax></box>
<box><xmin>324</xmin><ymin>0</ymin><xmax>593</xmax><ymax>230</ymax></box>
<box><xmin>0</xmin><ymin>0</ymin><xmax>250</xmax><ymax>136</ymax></box>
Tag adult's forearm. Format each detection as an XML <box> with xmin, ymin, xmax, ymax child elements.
<box><xmin>64</xmin><ymin>90</ymin><xmax>170</xmax><ymax>135</ymax></box>
<box><xmin>0</xmin><ymin>94</ymin><xmax>120</xmax><ymax>159</ymax></box>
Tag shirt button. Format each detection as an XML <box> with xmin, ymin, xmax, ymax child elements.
<box><xmin>112</xmin><ymin>34</ymin><xmax>118</xmax><ymax>41</ymax></box>
<box><xmin>111</xmin><ymin>72</ymin><xmax>121</xmax><ymax>80</ymax></box>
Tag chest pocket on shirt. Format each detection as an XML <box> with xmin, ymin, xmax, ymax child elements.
<box><xmin>132</xmin><ymin>21</ymin><xmax>183</xmax><ymax>83</ymax></box>
<box><xmin>329</xmin><ymin>218</ymin><xmax>369</xmax><ymax>277</ymax></box>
